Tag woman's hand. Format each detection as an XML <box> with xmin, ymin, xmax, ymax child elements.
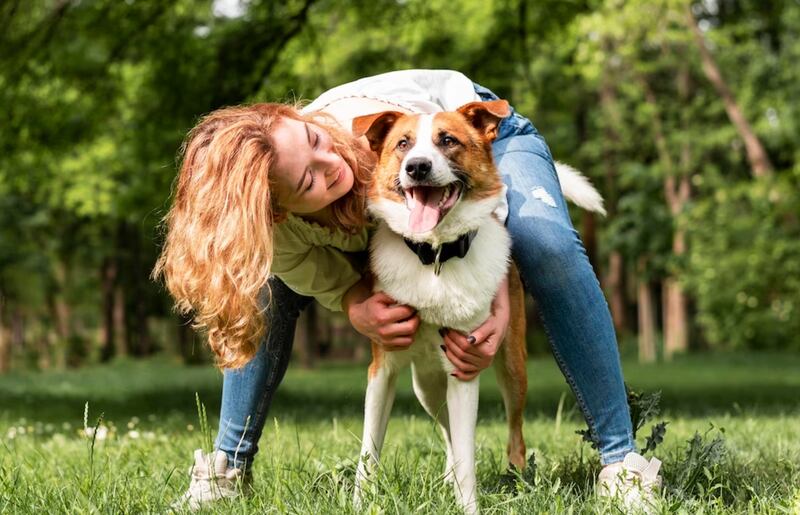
<box><xmin>343</xmin><ymin>279</ymin><xmax>420</xmax><ymax>351</ymax></box>
<box><xmin>441</xmin><ymin>274</ymin><xmax>511</xmax><ymax>380</ymax></box>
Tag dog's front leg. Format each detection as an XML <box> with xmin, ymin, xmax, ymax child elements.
<box><xmin>354</xmin><ymin>362</ymin><xmax>398</xmax><ymax>508</ymax></box>
<box><xmin>447</xmin><ymin>375</ymin><xmax>480</xmax><ymax>514</ymax></box>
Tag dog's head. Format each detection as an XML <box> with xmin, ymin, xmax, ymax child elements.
<box><xmin>353</xmin><ymin>100</ymin><xmax>510</xmax><ymax>243</ymax></box>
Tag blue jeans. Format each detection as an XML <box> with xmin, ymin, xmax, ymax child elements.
<box><xmin>215</xmin><ymin>86</ymin><xmax>636</xmax><ymax>469</ymax></box>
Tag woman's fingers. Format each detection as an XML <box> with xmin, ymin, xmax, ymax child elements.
<box><xmin>442</xmin><ymin>332</ymin><xmax>484</xmax><ymax>367</ymax></box>
<box><xmin>379</xmin><ymin>314</ymin><xmax>420</xmax><ymax>338</ymax></box>
<box><xmin>468</xmin><ymin>317</ymin><xmax>500</xmax><ymax>347</ymax></box>
<box><xmin>441</xmin><ymin>345</ymin><xmax>481</xmax><ymax>372</ymax></box>
<box><xmin>377</xmin><ymin>304</ymin><xmax>416</xmax><ymax>324</ymax></box>
<box><xmin>382</xmin><ymin>337</ymin><xmax>414</xmax><ymax>351</ymax></box>
<box><xmin>371</xmin><ymin>291</ymin><xmax>417</xmax><ymax>323</ymax></box>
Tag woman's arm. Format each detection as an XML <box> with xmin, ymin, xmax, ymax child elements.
<box><xmin>342</xmin><ymin>276</ymin><xmax>421</xmax><ymax>351</ymax></box>
<box><xmin>441</xmin><ymin>272</ymin><xmax>511</xmax><ymax>380</ymax></box>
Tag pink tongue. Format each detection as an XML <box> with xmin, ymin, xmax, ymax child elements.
<box><xmin>408</xmin><ymin>187</ymin><xmax>445</xmax><ymax>233</ymax></box>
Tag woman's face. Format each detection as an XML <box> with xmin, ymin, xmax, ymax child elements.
<box><xmin>272</xmin><ymin>117</ymin><xmax>355</xmax><ymax>216</ymax></box>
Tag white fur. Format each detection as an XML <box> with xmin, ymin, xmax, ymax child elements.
<box><xmin>369</xmin><ymin>216</ymin><xmax>510</xmax><ymax>331</ymax></box>
<box><xmin>554</xmin><ymin>162</ymin><xmax>607</xmax><ymax>216</ymax></box>
<box><xmin>399</xmin><ymin>115</ymin><xmax>456</xmax><ymax>192</ymax></box>
<box><xmin>357</xmin><ymin>122</ymin><xmax>509</xmax><ymax>513</ymax></box>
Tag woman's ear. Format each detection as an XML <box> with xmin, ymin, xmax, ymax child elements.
<box><xmin>352</xmin><ymin>111</ymin><xmax>405</xmax><ymax>154</ymax></box>
<box><xmin>271</xmin><ymin>197</ymin><xmax>287</xmax><ymax>224</ymax></box>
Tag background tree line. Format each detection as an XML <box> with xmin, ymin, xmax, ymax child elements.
<box><xmin>0</xmin><ymin>0</ymin><xmax>797</xmax><ymax>372</ymax></box>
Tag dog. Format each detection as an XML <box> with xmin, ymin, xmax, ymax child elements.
<box><xmin>351</xmin><ymin>100</ymin><xmax>605</xmax><ymax>513</ymax></box>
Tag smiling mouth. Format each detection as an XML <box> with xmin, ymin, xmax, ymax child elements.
<box><xmin>403</xmin><ymin>183</ymin><xmax>461</xmax><ymax>233</ymax></box>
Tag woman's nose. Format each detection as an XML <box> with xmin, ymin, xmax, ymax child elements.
<box><xmin>320</xmin><ymin>154</ymin><xmax>339</xmax><ymax>176</ymax></box>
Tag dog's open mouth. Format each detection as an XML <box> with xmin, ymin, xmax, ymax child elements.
<box><xmin>403</xmin><ymin>183</ymin><xmax>461</xmax><ymax>233</ymax></box>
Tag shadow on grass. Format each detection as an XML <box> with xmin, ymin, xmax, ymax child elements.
<box><xmin>0</xmin><ymin>352</ymin><xmax>798</xmax><ymax>426</ymax></box>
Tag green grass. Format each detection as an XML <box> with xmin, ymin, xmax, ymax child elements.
<box><xmin>1</xmin><ymin>352</ymin><xmax>799</xmax><ymax>513</ymax></box>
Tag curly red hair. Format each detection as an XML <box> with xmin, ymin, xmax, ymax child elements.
<box><xmin>153</xmin><ymin>103</ymin><xmax>373</xmax><ymax>368</ymax></box>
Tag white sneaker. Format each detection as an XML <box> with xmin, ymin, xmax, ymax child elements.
<box><xmin>597</xmin><ymin>452</ymin><xmax>662</xmax><ymax>513</ymax></box>
<box><xmin>172</xmin><ymin>449</ymin><xmax>251</xmax><ymax>511</ymax></box>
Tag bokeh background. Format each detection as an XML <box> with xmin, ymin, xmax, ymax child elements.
<box><xmin>1</xmin><ymin>1</ymin><xmax>799</xmax><ymax>512</ymax></box>
<box><xmin>1</xmin><ymin>0</ymin><xmax>798</xmax><ymax>370</ymax></box>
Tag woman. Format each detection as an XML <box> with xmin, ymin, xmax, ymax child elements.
<box><xmin>154</xmin><ymin>70</ymin><xmax>661</xmax><ymax>511</ymax></box>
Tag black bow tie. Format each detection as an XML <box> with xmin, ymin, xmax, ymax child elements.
<box><xmin>403</xmin><ymin>230</ymin><xmax>478</xmax><ymax>275</ymax></box>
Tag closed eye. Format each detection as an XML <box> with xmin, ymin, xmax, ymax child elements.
<box><xmin>305</xmin><ymin>170</ymin><xmax>316</xmax><ymax>192</ymax></box>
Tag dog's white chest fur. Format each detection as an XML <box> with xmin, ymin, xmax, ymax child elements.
<box><xmin>370</xmin><ymin>216</ymin><xmax>511</xmax><ymax>333</ymax></box>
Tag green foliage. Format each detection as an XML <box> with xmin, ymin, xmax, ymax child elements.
<box><xmin>672</xmin><ymin>427</ymin><xmax>728</xmax><ymax>499</ymax></box>
<box><xmin>1</xmin><ymin>0</ymin><xmax>800</xmax><ymax>366</ymax></box>
<box><xmin>576</xmin><ymin>385</ymin><xmax>669</xmax><ymax>454</ymax></box>
<box><xmin>682</xmin><ymin>176</ymin><xmax>800</xmax><ymax>350</ymax></box>
<box><xmin>627</xmin><ymin>387</ymin><xmax>663</xmax><ymax>438</ymax></box>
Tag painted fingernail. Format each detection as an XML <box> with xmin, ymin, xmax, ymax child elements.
<box><xmin>467</xmin><ymin>335</ymin><xmax>476</xmax><ymax>345</ymax></box>
<box><xmin>438</xmin><ymin>328</ymin><xmax>445</xmax><ymax>337</ymax></box>
<box><xmin>440</xmin><ymin>345</ymin><xmax>446</xmax><ymax>352</ymax></box>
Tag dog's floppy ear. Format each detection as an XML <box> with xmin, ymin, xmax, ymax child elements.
<box><xmin>456</xmin><ymin>100</ymin><xmax>511</xmax><ymax>142</ymax></box>
<box><xmin>352</xmin><ymin>111</ymin><xmax>404</xmax><ymax>154</ymax></box>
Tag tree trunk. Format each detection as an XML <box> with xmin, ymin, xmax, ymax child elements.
<box><xmin>11</xmin><ymin>307</ymin><xmax>24</xmax><ymax>350</ymax></box>
<box><xmin>607</xmin><ymin>251</ymin><xmax>627</xmax><ymax>334</ymax></box>
<box><xmin>113</xmin><ymin>281</ymin><xmax>128</xmax><ymax>358</ymax></box>
<box><xmin>100</xmin><ymin>256</ymin><xmax>116</xmax><ymax>362</ymax></box>
<box><xmin>49</xmin><ymin>258</ymin><xmax>71</xmax><ymax>369</ymax></box>
<box><xmin>662</xmin><ymin>65</ymin><xmax>695</xmax><ymax>359</ymax></box>
<box><xmin>662</xmin><ymin>62</ymin><xmax>695</xmax><ymax>359</ymax></box>
<box><xmin>638</xmin><ymin>68</ymin><xmax>691</xmax><ymax>360</ymax></box>
<box><xmin>0</xmin><ymin>292</ymin><xmax>10</xmax><ymax>373</ymax></box>
<box><xmin>132</xmin><ymin>230</ymin><xmax>152</xmax><ymax>356</ymax></box>
<box><xmin>662</xmin><ymin>275</ymin><xmax>688</xmax><ymax>360</ymax></box>
<box><xmin>599</xmin><ymin>53</ymin><xmax>627</xmax><ymax>335</ymax></box>
<box><xmin>294</xmin><ymin>305</ymin><xmax>315</xmax><ymax>369</ymax></box>
<box><xmin>662</xmin><ymin>179</ymin><xmax>690</xmax><ymax>359</ymax></box>
<box><xmin>636</xmin><ymin>257</ymin><xmax>657</xmax><ymax>363</ymax></box>
<box><xmin>687</xmin><ymin>5</ymin><xmax>773</xmax><ymax>178</ymax></box>
<box><xmin>582</xmin><ymin>211</ymin><xmax>599</xmax><ymax>277</ymax></box>
<box><xmin>36</xmin><ymin>317</ymin><xmax>52</xmax><ymax>370</ymax></box>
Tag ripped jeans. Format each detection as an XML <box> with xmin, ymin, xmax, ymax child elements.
<box><xmin>214</xmin><ymin>85</ymin><xmax>636</xmax><ymax>470</ymax></box>
<box><xmin>478</xmin><ymin>83</ymin><xmax>635</xmax><ymax>464</ymax></box>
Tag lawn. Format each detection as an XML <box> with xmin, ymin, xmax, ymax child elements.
<box><xmin>1</xmin><ymin>352</ymin><xmax>799</xmax><ymax>513</ymax></box>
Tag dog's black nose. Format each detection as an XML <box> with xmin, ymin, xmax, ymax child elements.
<box><xmin>405</xmin><ymin>157</ymin><xmax>432</xmax><ymax>181</ymax></box>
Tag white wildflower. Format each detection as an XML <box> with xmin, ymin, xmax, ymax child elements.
<box><xmin>84</xmin><ymin>425</ymin><xmax>109</xmax><ymax>441</ymax></box>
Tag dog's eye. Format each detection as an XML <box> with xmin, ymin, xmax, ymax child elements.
<box><xmin>396</xmin><ymin>139</ymin><xmax>409</xmax><ymax>151</ymax></box>
<box><xmin>442</xmin><ymin>135</ymin><xmax>458</xmax><ymax>147</ymax></box>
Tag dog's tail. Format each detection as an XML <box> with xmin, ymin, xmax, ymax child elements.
<box><xmin>555</xmin><ymin>162</ymin><xmax>607</xmax><ymax>216</ymax></box>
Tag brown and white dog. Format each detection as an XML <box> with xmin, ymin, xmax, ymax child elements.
<box><xmin>351</xmin><ymin>101</ymin><xmax>604</xmax><ymax>513</ymax></box>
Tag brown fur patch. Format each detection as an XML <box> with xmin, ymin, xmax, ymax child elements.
<box><xmin>368</xmin><ymin>340</ymin><xmax>383</xmax><ymax>380</ymax></box>
<box><xmin>431</xmin><ymin>112</ymin><xmax>504</xmax><ymax>202</ymax></box>
<box><xmin>494</xmin><ymin>262</ymin><xmax>528</xmax><ymax>469</ymax></box>
<box><xmin>368</xmin><ymin>114</ymin><xmax>422</xmax><ymax>204</ymax></box>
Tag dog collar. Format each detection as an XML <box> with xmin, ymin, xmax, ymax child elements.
<box><xmin>403</xmin><ymin>230</ymin><xmax>478</xmax><ymax>275</ymax></box>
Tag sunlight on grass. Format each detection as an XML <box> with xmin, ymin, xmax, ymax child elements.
<box><xmin>0</xmin><ymin>354</ymin><xmax>798</xmax><ymax>513</ymax></box>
